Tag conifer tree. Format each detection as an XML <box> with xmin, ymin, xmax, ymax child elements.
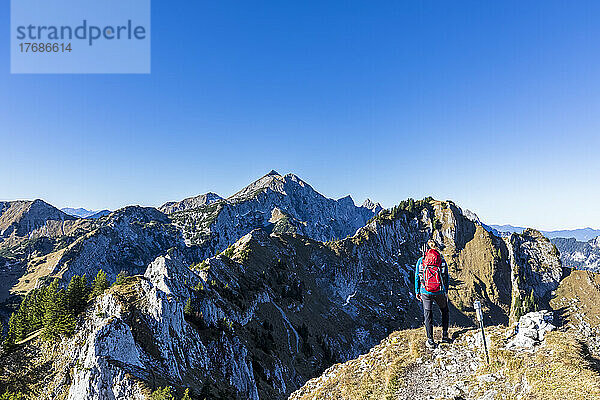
<box><xmin>181</xmin><ymin>388</ymin><xmax>191</xmax><ymax>400</ymax></box>
<box><xmin>184</xmin><ymin>298</ymin><xmax>193</xmax><ymax>317</ymax></box>
<box><xmin>113</xmin><ymin>271</ymin><xmax>128</xmax><ymax>286</ymax></box>
<box><xmin>150</xmin><ymin>386</ymin><xmax>175</xmax><ymax>400</ymax></box>
<box><xmin>513</xmin><ymin>295</ymin><xmax>523</xmax><ymax>321</ymax></box>
<box><xmin>90</xmin><ymin>270</ymin><xmax>110</xmax><ymax>299</ymax></box>
<box><xmin>28</xmin><ymin>287</ymin><xmax>46</xmax><ymax>331</ymax></box>
<box><xmin>67</xmin><ymin>275</ymin><xmax>90</xmax><ymax>315</ymax></box>
<box><xmin>4</xmin><ymin>313</ymin><xmax>19</xmax><ymax>347</ymax></box>
<box><xmin>42</xmin><ymin>279</ymin><xmax>75</xmax><ymax>340</ymax></box>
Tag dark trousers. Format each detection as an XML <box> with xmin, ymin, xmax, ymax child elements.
<box><xmin>421</xmin><ymin>293</ymin><xmax>449</xmax><ymax>341</ymax></box>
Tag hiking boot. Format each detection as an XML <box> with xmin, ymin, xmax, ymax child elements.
<box><xmin>426</xmin><ymin>339</ymin><xmax>437</xmax><ymax>350</ymax></box>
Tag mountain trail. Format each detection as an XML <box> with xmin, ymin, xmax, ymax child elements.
<box><xmin>290</xmin><ymin>312</ymin><xmax>600</xmax><ymax>400</ymax></box>
<box><xmin>393</xmin><ymin>329</ymin><xmax>505</xmax><ymax>400</ymax></box>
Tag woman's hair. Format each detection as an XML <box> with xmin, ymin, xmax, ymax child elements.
<box><xmin>427</xmin><ymin>239</ymin><xmax>438</xmax><ymax>250</ymax></box>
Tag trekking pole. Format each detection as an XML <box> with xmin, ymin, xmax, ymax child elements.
<box><xmin>473</xmin><ymin>300</ymin><xmax>490</xmax><ymax>364</ymax></box>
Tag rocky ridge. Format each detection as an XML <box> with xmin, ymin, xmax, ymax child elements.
<box><xmin>159</xmin><ymin>192</ymin><xmax>223</xmax><ymax>215</ymax></box>
<box><xmin>2</xmin><ymin>195</ymin><xmax>568</xmax><ymax>400</ymax></box>
<box><xmin>552</xmin><ymin>235</ymin><xmax>600</xmax><ymax>272</ymax></box>
<box><xmin>0</xmin><ymin>200</ymin><xmax>77</xmax><ymax>242</ymax></box>
<box><xmin>9</xmin><ymin>206</ymin><xmax>185</xmax><ymax>297</ymax></box>
<box><xmin>290</xmin><ymin>310</ymin><xmax>599</xmax><ymax>400</ymax></box>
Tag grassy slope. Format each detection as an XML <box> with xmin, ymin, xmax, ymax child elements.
<box><xmin>550</xmin><ymin>270</ymin><xmax>600</xmax><ymax>329</ymax></box>
<box><xmin>292</xmin><ymin>326</ymin><xmax>600</xmax><ymax>400</ymax></box>
<box><xmin>478</xmin><ymin>328</ymin><xmax>600</xmax><ymax>400</ymax></box>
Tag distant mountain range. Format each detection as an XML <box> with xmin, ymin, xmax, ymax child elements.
<box><xmin>61</xmin><ymin>207</ymin><xmax>110</xmax><ymax>219</ymax></box>
<box><xmin>490</xmin><ymin>224</ymin><xmax>600</xmax><ymax>242</ymax></box>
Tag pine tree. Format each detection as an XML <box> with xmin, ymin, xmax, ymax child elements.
<box><xmin>42</xmin><ymin>279</ymin><xmax>75</xmax><ymax>341</ymax></box>
<box><xmin>28</xmin><ymin>287</ymin><xmax>46</xmax><ymax>332</ymax></box>
<box><xmin>4</xmin><ymin>313</ymin><xmax>19</xmax><ymax>347</ymax></box>
<box><xmin>513</xmin><ymin>295</ymin><xmax>523</xmax><ymax>321</ymax></box>
<box><xmin>113</xmin><ymin>271</ymin><xmax>128</xmax><ymax>286</ymax></box>
<box><xmin>150</xmin><ymin>386</ymin><xmax>175</xmax><ymax>400</ymax></box>
<box><xmin>13</xmin><ymin>296</ymin><xmax>30</xmax><ymax>341</ymax></box>
<box><xmin>181</xmin><ymin>388</ymin><xmax>191</xmax><ymax>400</ymax></box>
<box><xmin>184</xmin><ymin>298</ymin><xmax>193</xmax><ymax>317</ymax></box>
<box><xmin>67</xmin><ymin>275</ymin><xmax>90</xmax><ymax>315</ymax></box>
<box><xmin>90</xmin><ymin>270</ymin><xmax>110</xmax><ymax>299</ymax></box>
<box><xmin>529</xmin><ymin>290</ymin><xmax>538</xmax><ymax>312</ymax></box>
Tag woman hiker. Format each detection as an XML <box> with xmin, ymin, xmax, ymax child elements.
<box><xmin>415</xmin><ymin>239</ymin><xmax>450</xmax><ymax>349</ymax></box>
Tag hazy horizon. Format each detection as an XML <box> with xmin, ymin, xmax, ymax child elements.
<box><xmin>2</xmin><ymin>169</ymin><xmax>597</xmax><ymax>232</ymax></box>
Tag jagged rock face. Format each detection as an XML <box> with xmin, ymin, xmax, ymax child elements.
<box><xmin>159</xmin><ymin>192</ymin><xmax>223</xmax><ymax>214</ymax></box>
<box><xmin>56</xmin><ymin>207</ymin><xmax>187</xmax><ymax>283</ymax></box>
<box><xmin>552</xmin><ymin>236</ymin><xmax>600</xmax><ymax>272</ymax></box>
<box><xmin>504</xmin><ymin>229</ymin><xmax>565</xmax><ymax>305</ymax></box>
<box><xmin>10</xmin><ymin>207</ymin><xmax>186</xmax><ymax>296</ymax></box>
<box><xmin>0</xmin><ymin>200</ymin><xmax>77</xmax><ymax>241</ymax></box>
<box><xmin>41</xmin><ymin>253</ymin><xmax>259</xmax><ymax>400</ymax></box>
<box><xmin>169</xmin><ymin>172</ymin><xmax>379</xmax><ymax>257</ymax></box>
<box><xmin>550</xmin><ymin>270</ymin><xmax>600</xmax><ymax>356</ymax></box>
<box><xmin>42</xmin><ymin>254</ymin><xmax>258</xmax><ymax>400</ymax></box>
<box><xmin>361</xmin><ymin>199</ymin><xmax>383</xmax><ymax>214</ymax></box>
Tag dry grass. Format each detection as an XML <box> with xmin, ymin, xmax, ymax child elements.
<box><xmin>550</xmin><ymin>270</ymin><xmax>600</xmax><ymax>328</ymax></box>
<box><xmin>292</xmin><ymin>328</ymin><xmax>424</xmax><ymax>400</ymax></box>
<box><xmin>290</xmin><ymin>327</ymin><xmax>480</xmax><ymax>400</ymax></box>
<box><xmin>477</xmin><ymin>328</ymin><xmax>600</xmax><ymax>400</ymax></box>
<box><xmin>10</xmin><ymin>248</ymin><xmax>68</xmax><ymax>295</ymax></box>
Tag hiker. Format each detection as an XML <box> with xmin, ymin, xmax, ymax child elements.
<box><xmin>415</xmin><ymin>239</ymin><xmax>450</xmax><ymax>349</ymax></box>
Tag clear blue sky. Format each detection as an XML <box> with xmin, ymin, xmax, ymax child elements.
<box><xmin>1</xmin><ymin>1</ymin><xmax>599</xmax><ymax>230</ymax></box>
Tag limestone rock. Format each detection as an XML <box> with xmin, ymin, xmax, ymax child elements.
<box><xmin>506</xmin><ymin>310</ymin><xmax>556</xmax><ymax>350</ymax></box>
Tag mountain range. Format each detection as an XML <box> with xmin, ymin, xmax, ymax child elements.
<box><xmin>61</xmin><ymin>207</ymin><xmax>111</xmax><ymax>219</ymax></box>
<box><xmin>552</xmin><ymin>236</ymin><xmax>600</xmax><ymax>272</ymax></box>
<box><xmin>490</xmin><ymin>224</ymin><xmax>600</xmax><ymax>241</ymax></box>
<box><xmin>0</xmin><ymin>171</ymin><xmax>597</xmax><ymax>400</ymax></box>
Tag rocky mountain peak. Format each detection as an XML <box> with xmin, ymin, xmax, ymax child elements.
<box><xmin>159</xmin><ymin>192</ymin><xmax>223</xmax><ymax>214</ymax></box>
<box><xmin>168</xmin><ymin>172</ymin><xmax>382</xmax><ymax>254</ymax></box>
<box><xmin>0</xmin><ymin>199</ymin><xmax>75</xmax><ymax>240</ymax></box>
<box><xmin>362</xmin><ymin>198</ymin><xmax>383</xmax><ymax>213</ymax></box>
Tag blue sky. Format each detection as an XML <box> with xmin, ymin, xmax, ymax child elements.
<box><xmin>1</xmin><ymin>1</ymin><xmax>599</xmax><ymax>230</ymax></box>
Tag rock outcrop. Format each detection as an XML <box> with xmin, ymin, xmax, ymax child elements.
<box><xmin>159</xmin><ymin>192</ymin><xmax>223</xmax><ymax>214</ymax></box>
<box><xmin>552</xmin><ymin>235</ymin><xmax>600</xmax><ymax>272</ymax></box>
<box><xmin>506</xmin><ymin>310</ymin><xmax>556</xmax><ymax>349</ymax></box>
<box><xmin>504</xmin><ymin>229</ymin><xmax>565</xmax><ymax>316</ymax></box>
<box><xmin>40</xmin><ymin>252</ymin><xmax>259</xmax><ymax>400</ymax></box>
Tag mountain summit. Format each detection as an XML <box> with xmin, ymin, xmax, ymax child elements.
<box><xmin>168</xmin><ymin>171</ymin><xmax>380</xmax><ymax>256</ymax></box>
